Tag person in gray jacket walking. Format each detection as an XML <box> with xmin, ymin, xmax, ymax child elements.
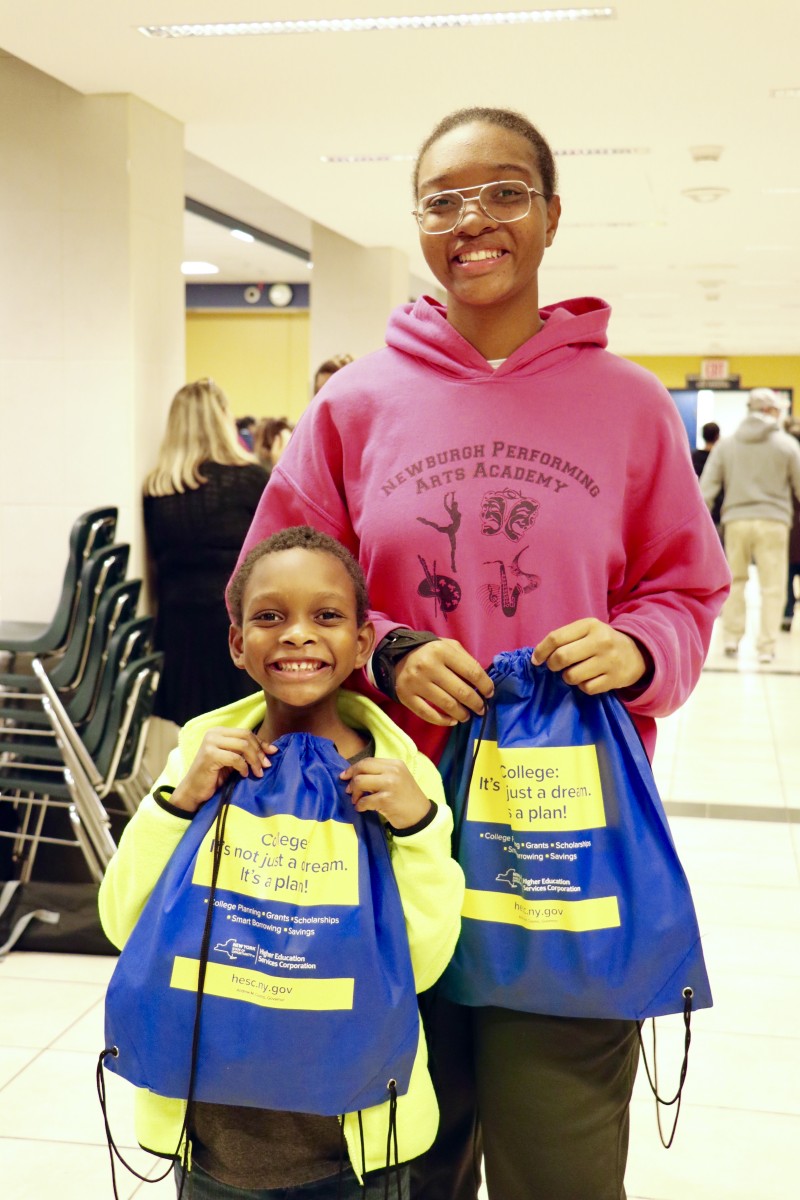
<box><xmin>701</xmin><ymin>388</ymin><xmax>800</xmax><ymax>662</ymax></box>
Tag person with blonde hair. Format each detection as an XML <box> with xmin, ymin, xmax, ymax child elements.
<box><xmin>144</xmin><ymin>378</ymin><xmax>267</xmax><ymax>726</ymax></box>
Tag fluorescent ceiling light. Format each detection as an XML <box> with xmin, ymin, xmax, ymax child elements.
<box><xmin>230</xmin><ymin>228</ymin><xmax>255</xmax><ymax>242</ymax></box>
<box><xmin>139</xmin><ymin>9</ymin><xmax>615</xmax><ymax>38</ymax></box>
<box><xmin>181</xmin><ymin>261</ymin><xmax>220</xmax><ymax>275</ymax></box>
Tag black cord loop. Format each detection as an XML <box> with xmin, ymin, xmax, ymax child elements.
<box><xmin>637</xmin><ymin>985</ymin><xmax>694</xmax><ymax>1148</ymax></box>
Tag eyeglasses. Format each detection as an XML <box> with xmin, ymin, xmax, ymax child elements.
<box><xmin>413</xmin><ymin>180</ymin><xmax>545</xmax><ymax>235</ymax></box>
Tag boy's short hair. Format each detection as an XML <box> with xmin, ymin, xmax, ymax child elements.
<box><xmin>229</xmin><ymin>527</ymin><xmax>370</xmax><ymax>627</ymax></box>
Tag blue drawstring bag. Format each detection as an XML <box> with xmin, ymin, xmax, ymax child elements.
<box><xmin>440</xmin><ymin>649</ymin><xmax>712</xmax><ymax>1021</ymax></box>
<box><xmin>102</xmin><ymin>733</ymin><xmax>420</xmax><ymax>1116</ymax></box>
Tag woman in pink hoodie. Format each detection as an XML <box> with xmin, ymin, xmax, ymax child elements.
<box><xmin>235</xmin><ymin>108</ymin><xmax>730</xmax><ymax>1200</ymax></box>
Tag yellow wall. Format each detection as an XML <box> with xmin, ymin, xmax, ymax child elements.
<box><xmin>626</xmin><ymin>355</ymin><xmax>800</xmax><ymax>410</ymax></box>
<box><xmin>186</xmin><ymin>317</ymin><xmax>800</xmax><ymax>424</ymax></box>
<box><xmin>186</xmin><ymin>311</ymin><xmax>311</xmax><ymax>423</ymax></box>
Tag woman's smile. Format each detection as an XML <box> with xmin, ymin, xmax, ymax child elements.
<box><xmin>451</xmin><ymin>245</ymin><xmax>510</xmax><ymax>271</ymax></box>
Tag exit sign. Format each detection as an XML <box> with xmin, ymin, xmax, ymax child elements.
<box><xmin>700</xmin><ymin>358</ymin><xmax>729</xmax><ymax>380</ymax></box>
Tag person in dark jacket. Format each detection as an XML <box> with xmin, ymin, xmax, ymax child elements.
<box><xmin>143</xmin><ymin>378</ymin><xmax>266</xmax><ymax>726</ymax></box>
<box><xmin>692</xmin><ymin>422</ymin><xmax>723</xmax><ymax>529</ymax></box>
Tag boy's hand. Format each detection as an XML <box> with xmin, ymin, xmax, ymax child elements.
<box><xmin>340</xmin><ymin>758</ymin><xmax>432</xmax><ymax>830</ymax></box>
<box><xmin>532</xmin><ymin>619</ymin><xmax>648</xmax><ymax>694</ymax></box>
<box><xmin>169</xmin><ymin>728</ymin><xmax>277</xmax><ymax>814</ymax></box>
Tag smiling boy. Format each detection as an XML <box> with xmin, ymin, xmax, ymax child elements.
<box><xmin>99</xmin><ymin>526</ymin><xmax>464</xmax><ymax>1200</ymax></box>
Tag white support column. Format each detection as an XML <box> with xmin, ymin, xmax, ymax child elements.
<box><xmin>310</xmin><ymin>222</ymin><xmax>409</xmax><ymax>388</ymax></box>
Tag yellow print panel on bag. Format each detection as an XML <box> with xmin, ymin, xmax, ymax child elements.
<box><xmin>170</xmin><ymin>956</ymin><xmax>354</xmax><ymax>1010</ymax></box>
<box><xmin>192</xmin><ymin>809</ymin><xmax>359</xmax><ymax>906</ymax></box>
<box><xmin>467</xmin><ymin>742</ymin><xmax>606</xmax><ymax>831</ymax></box>
<box><xmin>462</xmin><ymin>889</ymin><xmax>620</xmax><ymax>932</ymax></box>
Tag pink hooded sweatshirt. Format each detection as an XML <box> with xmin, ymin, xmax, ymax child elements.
<box><xmin>235</xmin><ymin>296</ymin><xmax>730</xmax><ymax>764</ymax></box>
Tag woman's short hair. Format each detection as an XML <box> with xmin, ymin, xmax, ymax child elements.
<box><xmin>414</xmin><ymin>106</ymin><xmax>558</xmax><ymax>200</ymax></box>
<box><xmin>254</xmin><ymin>417</ymin><xmax>294</xmax><ymax>465</ymax></box>
<box><xmin>144</xmin><ymin>378</ymin><xmax>254</xmax><ymax>496</ymax></box>
<box><xmin>313</xmin><ymin>354</ymin><xmax>354</xmax><ymax>394</ymax></box>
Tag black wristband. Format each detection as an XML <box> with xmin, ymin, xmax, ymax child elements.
<box><xmin>153</xmin><ymin>785</ymin><xmax>194</xmax><ymax>821</ymax></box>
<box><xmin>386</xmin><ymin>800</ymin><xmax>437</xmax><ymax>838</ymax></box>
<box><xmin>372</xmin><ymin>629</ymin><xmax>440</xmax><ymax>702</ymax></box>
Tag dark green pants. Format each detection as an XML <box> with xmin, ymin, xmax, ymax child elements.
<box><xmin>411</xmin><ymin>994</ymin><xmax>640</xmax><ymax>1200</ymax></box>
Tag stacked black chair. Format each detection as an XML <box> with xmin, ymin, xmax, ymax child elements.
<box><xmin>0</xmin><ymin>578</ymin><xmax>141</xmax><ymax>742</ymax></box>
<box><xmin>0</xmin><ymin>507</ymin><xmax>117</xmax><ymax>668</ymax></box>
<box><xmin>0</xmin><ymin>608</ymin><xmax>152</xmax><ymax>768</ymax></box>
<box><xmin>0</xmin><ymin>643</ymin><xmax>162</xmax><ymax>882</ymax></box>
<box><xmin>0</xmin><ymin>506</ymin><xmax>168</xmax><ymax>883</ymax></box>
<box><xmin>0</xmin><ymin>542</ymin><xmax>131</xmax><ymax>705</ymax></box>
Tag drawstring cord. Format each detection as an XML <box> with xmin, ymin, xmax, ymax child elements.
<box><xmin>452</xmin><ymin>704</ymin><xmax>491</xmax><ymax>858</ymax></box>
<box><xmin>383</xmin><ymin>1078</ymin><xmax>401</xmax><ymax>1199</ymax></box>
<box><xmin>358</xmin><ymin>1110</ymin><xmax>367</xmax><ymax>1198</ymax></box>
<box><xmin>176</xmin><ymin>785</ymin><xmax>233</xmax><ymax>1198</ymax></box>
<box><xmin>97</xmin><ymin>779</ymin><xmax>235</xmax><ymax>1198</ymax></box>
<box><xmin>95</xmin><ymin>1047</ymin><xmax>177</xmax><ymax>1199</ymax></box>
<box><xmin>336</xmin><ymin>1114</ymin><xmax>347</xmax><ymax>1199</ymax></box>
<box><xmin>337</xmin><ymin>1080</ymin><xmax>401</xmax><ymax>1199</ymax></box>
<box><xmin>637</xmin><ymin>986</ymin><xmax>694</xmax><ymax>1148</ymax></box>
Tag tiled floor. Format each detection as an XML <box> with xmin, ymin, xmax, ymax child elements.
<box><xmin>1</xmin><ymin>605</ymin><xmax>798</xmax><ymax>1199</ymax></box>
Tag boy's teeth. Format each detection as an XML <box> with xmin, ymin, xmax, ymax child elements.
<box><xmin>276</xmin><ymin>660</ymin><xmax>322</xmax><ymax>672</ymax></box>
<box><xmin>457</xmin><ymin>249</ymin><xmax>504</xmax><ymax>263</ymax></box>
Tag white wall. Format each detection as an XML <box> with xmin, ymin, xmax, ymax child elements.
<box><xmin>310</xmin><ymin>222</ymin><xmax>408</xmax><ymax>378</ymax></box>
<box><xmin>0</xmin><ymin>53</ymin><xmax>185</xmax><ymax>622</ymax></box>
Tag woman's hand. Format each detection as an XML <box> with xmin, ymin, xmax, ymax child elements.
<box><xmin>532</xmin><ymin>619</ymin><xmax>649</xmax><ymax>694</ymax></box>
<box><xmin>169</xmin><ymin>728</ymin><xmax>277</xmax><ymax>814</ymax></box>
<box><xmin>393</xmin><ymin>637</ymin><xmax>493</xmax><ymax>726</ymax></box>
<box><xmin>340</xmin><ymin>758</ymin><xmax>432</xmax><ymax>830</ymax></box>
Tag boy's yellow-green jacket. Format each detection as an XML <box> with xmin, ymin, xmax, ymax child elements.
<box><xmin>98</xmin><ymin>688</ymin><xmax>465</xmax><ymax>1177</ymax></box>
